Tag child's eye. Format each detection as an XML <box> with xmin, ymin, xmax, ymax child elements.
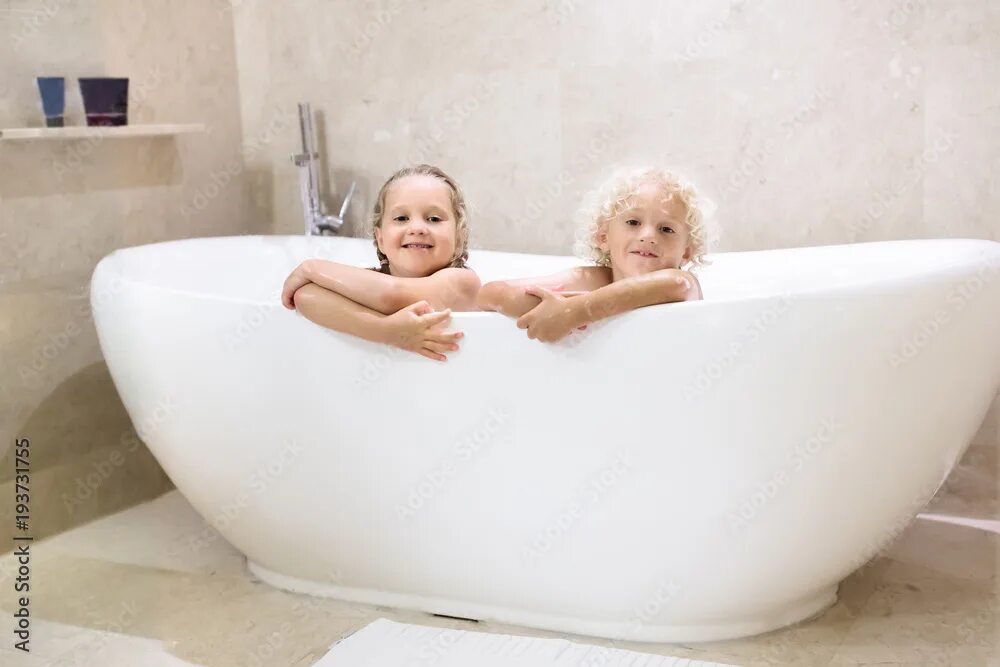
<box><xmin>428</xmin><ymin>216</ymin><xmax>442</xmax><ymax>223</ymax></box>
<box><xmin>394</xmin><ymin>215</ymin><xmax>408</xmax><ymax>222</ymax></box>
<box><xmin>660</xmin><ymin>226</ymin><xmax>675</xmax><ymax>233</ymax></box>
<box><xmin>625</xmin><ymin>219</ymin><xmax>640</xmax><ymax>226</ymax></box>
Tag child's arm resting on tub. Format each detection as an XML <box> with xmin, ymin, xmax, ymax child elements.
<box><xmin>291</xmin><ymin>283</ymin><xmax>463</xmax><ymax>362</ymax></box>
<box><xmin>476</xmin><ymin>266</ymin><xmax>611</xmax><ymax>317</ymax></box>
<box><xmin>517</xmin><ymin>268</ymin><xmax>702</xmax><ymax>342</ymax></box>
<box><xmin>282</xmin><ymin>259</ymin><xmax>480</xmax><ymax>314</ymax></box>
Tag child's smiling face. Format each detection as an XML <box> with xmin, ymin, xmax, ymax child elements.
<box><xmin>597</xmin><ymin>180</ymin><xmax>693</xmax><ymax>281</ymax></box>
<box><xmin>375</xmin><ymin>174</ymin><xmax>458</xmax><ymax>277</ymax></box>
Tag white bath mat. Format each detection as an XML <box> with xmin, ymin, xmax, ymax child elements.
<box><xmin>315</xmin><ymin>618</ymin><xmax>738</xmax><ymax>666</ymax></box>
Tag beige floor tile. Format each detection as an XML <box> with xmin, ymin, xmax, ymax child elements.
<box><xmin>38</xmin><ymin>491</ymin><xmax>245</xmax><ymax>575</ymax></box>
<box><xmin>828</xmin><ymin>559</ymin><xmax>997</xmax><ymax>665</ymax></box>
<box><xmin>0</xmin><ymin>488</ymin><xmax>996</xmax><ymax>666</ymax></box>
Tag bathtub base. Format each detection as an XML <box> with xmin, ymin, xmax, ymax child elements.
<box><xmin>247</xmin><ymin>559</ymin><xmax>838</xmax><ymax>642</ymax></box>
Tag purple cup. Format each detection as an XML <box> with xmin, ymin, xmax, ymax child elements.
<box><xmin>79</xmin><ymin>77</ymin><xmax>129</xmax><ymax>126</ymax></box>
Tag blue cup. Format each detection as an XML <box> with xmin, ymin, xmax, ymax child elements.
<box><xmin>36</xmin><ymin>77</ymin><xmax>65</xmax><ymax>128</ymax></box>
<box><xmin>79</xmin><ymin>77</ymin><xmax>129</xmax><ymax>127</ymax></box>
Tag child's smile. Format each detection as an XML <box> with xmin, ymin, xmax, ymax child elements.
<box><xmin>629</xmin><ymin>249</ymin><xmax>660</xmax><ymax>258</ymax></box>
<box><xmin>376</xmin><ymin>174</ymin><xmax>458</xmax><ymax>277</ymax></box>
<box><xmin>599</xmin><ymin>180</ymin><xmax>693</xmax><ymax>281</ymax></box>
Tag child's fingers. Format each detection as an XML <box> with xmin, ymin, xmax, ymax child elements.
<box><xmin>523</xmin><ymin>286</ymin><xmax>555</xmax><ymax>300</ymax></box>
<box><xmin>424</xmin><ymin>340</ymin><xmax>458</xmax><ymax>355</ymax></box>
<box><xmin>407</xmin><ymin>300</ymin><xmax>433</xmax><ymax>315</ymax></box>
<box><xmin>419</xmin><ymin>309</ymin><xmax>451</xmax><ymax>326</ymax></box>
<box><xmin>419</xmin><ymin>347</ymin><xmax>447</xmax><ymax>362</ymax></box>
<box><xmin>429</xmin><ymin>330</ymin><xmax>463</xmax><ymax>344</ymax></box>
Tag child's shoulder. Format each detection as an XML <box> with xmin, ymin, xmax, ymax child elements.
<box><xmin>572</xmin><ymin>265</ymin><xmax>613</xmax><ymax>290</ymax></box>
<box><xmin>433</xmin><ymin>265</ymin><xmax>482</xmax><ymax>289</ymax></box>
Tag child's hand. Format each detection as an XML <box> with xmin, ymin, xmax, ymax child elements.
<box><xmin>382</xmin><ymin>301</ymin><xmax>463</xmax><ymax>362</ymax></box>
<box><xmin>282</xmin><ymin>261</ymin><xmax>314</xmax><ymax>309</ymax></box>
<box><xmin>517</xmin><ymin>287</ymin><xmax>586</xmax><ymax>342</ymax></box>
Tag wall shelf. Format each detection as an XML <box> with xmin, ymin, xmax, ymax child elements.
<box><xmin>0</xmin><ymin>123</ymin><xmax>205</xmax><ymax>141</ymax></box>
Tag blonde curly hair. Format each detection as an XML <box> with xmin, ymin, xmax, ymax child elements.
<box><xmin>370</xmin><ymin>164</ymin><xmax>470</xmax><ymax>274</ymax></box>
<box><xmin>573</xmin><ymin>167</ymin><xmax>711</xmax><ymax>271</ymax></box>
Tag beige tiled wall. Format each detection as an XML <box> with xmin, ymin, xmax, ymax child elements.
<box><xmin>230</xmin><ymin>1</ymin><xmax>1000</xmax><ymax>252</ymax></box>
<box><xmin>0</xmin><ymin>0</ymin><xmax>250</xmax><ymax>546</ymax></box>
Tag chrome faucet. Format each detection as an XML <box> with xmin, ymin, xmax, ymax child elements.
<box><xmin>291</xmin><ymin>102</ymin><xmax>356</xmax><ymax>235</ymax></box>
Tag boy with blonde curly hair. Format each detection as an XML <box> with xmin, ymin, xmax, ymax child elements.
<box><xmin>477</xmin><ymin>167</ymin><xmax>709</xmax><ymax>342</ymax></box>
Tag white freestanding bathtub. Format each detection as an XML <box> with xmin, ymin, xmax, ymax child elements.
<box><xmin>90</xmin><ymin>234</ymin><xmax>1000</xmax><ymax>642</ymax></box>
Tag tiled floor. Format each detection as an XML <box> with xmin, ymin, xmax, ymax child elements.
<box><xmin>0</xmin><ymin>443</ymin><xmax>995</xmax><ymax>666</ymax></box>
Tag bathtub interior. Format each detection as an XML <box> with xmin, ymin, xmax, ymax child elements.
<box><xmin>97</xmin><ymin>234</ymin><xmax>1000</xmax><ymax>305</ymax></box>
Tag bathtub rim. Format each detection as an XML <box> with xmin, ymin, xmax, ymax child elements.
<box><xmin>91</xmin><ymin>234</ymin><xmax>1000</xmax><ymax>314</ymax></box>
<box><xmin>247</xmin><ymin>558</ymin><xmax>837</xmax><ymax>643</ymax></box>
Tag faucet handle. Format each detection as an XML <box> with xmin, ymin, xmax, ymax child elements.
<box><xmin>338</xmin><ymin>181</ymin><xmax>357</xmax><ymax>220</ymax></box>
<box><xmin>290</xmin><ymin>151</ymin><xmax>318</xmax><ymax>166</ymax></box>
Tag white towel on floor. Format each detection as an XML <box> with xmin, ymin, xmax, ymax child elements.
<box><xmin>315</xmin><ymin>618</ymin><xmax>739</xmax><ymax>666</ymax></box>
